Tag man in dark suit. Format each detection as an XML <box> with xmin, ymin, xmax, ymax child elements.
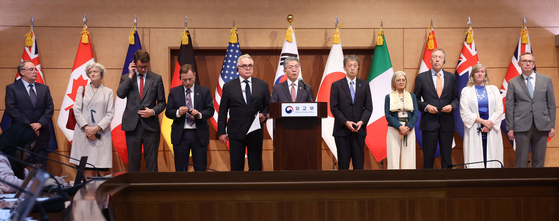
<box><xmin>506</xmin><ymin>52</ymin><xmax>556</xmax><ymax>167</ymax></box>
<box><xmin>413</xmin><ymin>48</ymin><xmax>459</xmax><ymax>169</ymax></box>
<box><xmin>271</xmin><ymin>56</ymin><xmax>313</xmax><ymax>102</ymax></box>
<box><xmin>117</xmin><ymin>50</ymin><xmax>166</xmax><ymax>172</ymax></box>
<box><xmin>5</xmin><ymin>60</ymin><xmax>54</xmax><ymax>169</ymax></box>
<box><xmin>330</xmin><ymin>55</ymin><xmax>372</xmax><ymax>170</ymax></box>
<box><xmin>165</xmin><ymin>64</ymin><xmax>214</xmax><ymax>172</ymax></box>
<box><xmin>218</xmin><ymin>54</ymin><xmax>270</xmax><ymax>171</ymax></box>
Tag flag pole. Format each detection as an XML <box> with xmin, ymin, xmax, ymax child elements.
<box><xmin>83</xmin><ymin>13</ymin><xmax>87</xmax><ymax>26</ymax></box>
<box><xmin>30</xmin><ymin>15</ymin><xmax>34</xmax><ymax>31</ymax></box>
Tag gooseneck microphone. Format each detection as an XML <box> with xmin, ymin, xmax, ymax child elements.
<box><xmin>298</xmin><ymin>78</ymin><xmax>314</xmax><ymax>102</ymax></box>
<box><xmin>451</xmin><ymin>160</ymin><xmax>504</xmax><ymax>168</ymax></box>
<box><xmin>12</xmin><ymin>145</ymin><xmax>87</xmax><ymax>185</ymax></box>
<box><xmin>40</xmin><ymin>147</ymin><xmax>101</xmax><ymax>177</ymax></box>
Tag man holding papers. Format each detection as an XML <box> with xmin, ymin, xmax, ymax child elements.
<box><xmin>218</xmin><ymin>54</ymin><xmax>270</xmax><ymax>171</ymax></box>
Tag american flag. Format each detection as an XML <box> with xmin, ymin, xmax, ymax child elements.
<box><xmin>210</xmin><ymin>34</ymin><xmax>241</xmax><ymax>141</ymax></box>
<box><xmin>0</xmin><ymin>28</ymin><xmax>59</xmax><ymax>151</ymax></box>
<box><xmin>500</xmin><ymin>25</ymin><xmax>534</xmax><ymax>145</ymax></box>
<box><xmin>454</xmin><ymin>26</ymin><xmax>479</xmax><ymax>138</ymax></box>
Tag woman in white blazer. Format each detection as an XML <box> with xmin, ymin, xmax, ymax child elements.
<box><xmin>460</xmin><ymin>64</ymin><xmax>504</xmax><ymax>168</ymax></box>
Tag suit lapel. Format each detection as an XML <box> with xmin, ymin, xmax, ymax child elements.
<box><xmin>423</xmin><ymin>71</ymin><xmax>438</xmax><ymax>96</ymax></box>
<box><xmin>17</xmin><ymin>80</ymin><xmax>34</xmax><ymax>107</ymax></box>
<box><xmin>340</xmin><ymin>78</ymin><xmax>352</xmax><ymax>104</ymax></box>
<box><xmin>517</xmin><ymin>75</ymin><xmax>532</xmax><ymax>100</ymax></box>
<box><xmin>296</xmin><ymin>81</ymin><xmax>306</xmax><ymax>102</ymax></box>
<box><xmin>193</xmin><ymin>85</ymin><xmax>201</xmax><ymax>109</ymax></box>
<box><xmin>533</xmin><ymin>73</ymin><xmax>544</xmax><ymax>100</ymax></box>
<box><xmin>442</xmin><ymin>71</ymin><xmax>452</xmax><ymax>97</ymax></box>
<box><xmin>141</xmin><ymin>71</ymin><xmax>153</xmax><ymax>101</ymax></box>
<box><xmin>282</xmin><ymin>81</ymin><xmax>292</xmax><ymax>101</ymax></box>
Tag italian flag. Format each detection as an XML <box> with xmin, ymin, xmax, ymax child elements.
<box><xmin>365</xmin><ymin>31</ymin><xmax>394</xmax><ymax>162</ymax></box>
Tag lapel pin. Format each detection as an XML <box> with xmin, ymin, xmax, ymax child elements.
<box><xmin>197</xmin><ymin>93</ymin><xmax>199</xmax><ymax>95</ymax></box>
<box><xmin>299</xmin><ymin>87</ymin><xmax>302</xmax><ymax>90</ymax></box>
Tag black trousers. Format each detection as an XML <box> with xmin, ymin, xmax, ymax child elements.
<box><xmin>174</xmin><ymin>129</ymin><xmax>207</xmax><ymax>172</ymax></box>
<box><xmin>334</xmin><ymin>133</ymin><xmax>365</xmax><ymax>170</ymax></box>
<box><xmin>30</xmin><ymin>139</ymin><xmax>49</xmax><ymax>170</ymax></box>
<box><xmin>422</xmin><ymin>123</ymin><xmax>453</xmax><ymax>169</ymax></box>
<box><xmin>229</xmin><ymin>130</ymin><xmax>263</xmax><ymax>171</ymax></box>
<box><xmin>125</xmin><ymin>125</ymin><xmax>160</xmax><ymax>172</ymax></box>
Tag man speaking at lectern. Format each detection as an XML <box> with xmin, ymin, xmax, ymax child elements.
<box><xmin>271</xmin><ymin>57</ymin><xmax>313</xmax><ymax>102</ymax></box>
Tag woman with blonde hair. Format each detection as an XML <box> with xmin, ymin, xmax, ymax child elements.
<box><xmin>460</xmin><ymin>63</ymin><xmax>504</xmax><ymax>168</ymax></box>
<box><xmin>384</xmin><ymin>71</ymin><xmax>419</xmax><ymax>169</ymax></box>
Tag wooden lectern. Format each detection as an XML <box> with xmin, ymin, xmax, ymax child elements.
<box><xmin>269</xmin><ymin>102</ymin><xmax>327</xmax><ymax>170</ymax></box>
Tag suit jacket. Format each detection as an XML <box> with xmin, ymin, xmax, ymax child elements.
<box><xmin>330</xmin><ymin>77</ymin><xmax>373</xmax><ymax>137</ymax></box>
<box><xmin>116</xmin><ymin>70</ymin><xmax>166</xmax><ymax>132</ymax></box>
<box><xmin>217</xmin><ymin>77</ymin><xmax>270</xmax><ymax>140</ymax></box>
<box><xmin>505</xmin><ymin>73</ymin><xmax>556</xmax><ymax>132</ymax></box>
<box><xmin>165</xmin><ymin>84</ymin><xmax>214</xmax><ymax>146</ymax></box>
<box><xmin>5</xmin><ymin>80</ymin><xmax>54</xmax><ymax>141</ymax></box>
<box><xmin>270</xmin><ymin>80</ymin><xmax>313</xmax><ymax>102</ymax></box>
<box><xmin>413</xmin><ymin>70</ymin><xmax>459</xmax><ymax>131</ymax></box>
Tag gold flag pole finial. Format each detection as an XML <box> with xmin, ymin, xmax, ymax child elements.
<box><xmin>81</xmin><ymin>14</ymin><xmax>90</xmax><ymax>44</ymax></box>
<box><xmin>428</xmin><ymin>17</ymin><xmax>435</xmax><ymax>50</ymax></box>
<box><xmin>465</xmin><ymin>17</ymin><xmax>473</xmax><ymax>44</ymax></box>
<box><xmin>25</xmin><ymin>15</ymin><xmax>34</xmax><ymax>47</ymax></box>
<box><xmin>333</xmin><ymin>16</ymin><xmax>341</xmax><ymax>44</ymax></box>
<box><xmin>286</xmin><ymin>14</ymin><xmax>294</xmax><ymax>43</ymax></box>
<box><xmin>229</xmin><ymin>17</ymin><xmax>238</xmax><ymax>44</ymax></box>
<box><xmin>181</xmin><ymin>16</ymin><xmax>190</xmax><ymax>45</ymax></box>
<box><xmin>376</xmin><ymin>17</ymin><xmax>384</xmax><ymax>46</ymax></box>
<box><xmin>521</xmin><ymin>16</ymin><xmax>529</xmax><ymax>44</ymax></box>
<box><xmin>129</xmin><ymin>16</ymin><xmax>137</xmax><ymax>45</ymax></box>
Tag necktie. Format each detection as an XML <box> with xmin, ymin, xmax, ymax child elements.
<box><xmin>291</xmin><ymin>83</ymin><xmax>296</xmax><ymax>102</ymax></box>
<box><xmin>139</xmin><ymin>74</ymin><xmax>144</xmax><ymax>99</ymax></box>
<box><xmin>436</xmin><ymin>73</ymin><xmax>443</xmax><ymax>98</ymax></box>
<box><xmin>244</xmin><ymin>79</ymin><xmax>251</xmax><ymax>105</ymax></box>
<box><xmin>527</xmin><ymin>76</ymin><xmax>534</xmax><ymax>99</ymax></box>
<box><xmin>29</xmin><ymin>84</ymin><xmax>37</xmax><ymax>107</ymax></box>
<box><xmin>350</xmin><ymin>81</ymin><xmax>355</xmax><ymax>104</ymax></box>
<box><xmin>185</xmin><ymin>88</ymin><xmax>195</xmax><ymax>126</ymax></box>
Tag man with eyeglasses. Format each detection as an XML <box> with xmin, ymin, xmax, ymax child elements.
<box><xmin>117</xmin><ymin>50</ymin><xmax>166</xmax><ymax>172</ymax></box>
<box><xmin>5</xmin><ymin>60</ymin><xmax>54</xmax><ymax>169</ymax></box>
<box><xmin>413</xmin><ymin>48</ymin><xmax>459</xmax><ymax>169</ymax></box>
<box><xmin>271</xmin><ymin>56</ymin><xmax>313</xmax><ymax>102</ymax></box>
<box><xmin>330</xmin><ymin>55</ymin><xmax>372</xmax><ymax>170</ymax></box>
<box><xmin>218</xmin><ymin>54</ymin><xmax>270</xmax><ymax>171</ymax></box>
<box><xmin>506</xmin><ymin>52</ymin><xmax>555</xmax><ymax>167</ymax></box>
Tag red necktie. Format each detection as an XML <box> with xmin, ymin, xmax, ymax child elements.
<box><xmin>139</xmin><ymin>74</ymin><xmax>144</xmax><ymax>99</ymax></box>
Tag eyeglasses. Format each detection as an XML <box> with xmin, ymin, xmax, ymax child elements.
<box><xmin>137</xmin><ymin>65</ymin><xmax>150</xmax><ymax>70</ymax></box>
<box><xmin>287</xmin><ymin>65</ymin><xmax>300</xmax><ymax>70</ymax></box>
<box><xmin>239</xmin><ymin>64</ymin><xmax>254</xmax><ymax>69</ymax></box>
<box><xmin>520</xmin><ymin>60</ymin><xmax>534</xmax><ymax>64</ymax></box>
<box><xmin>431</xmin><ymin>55</ymin><xmax>444</xmax><ymax>60</ymax></box>
<box><xmin>23</xmin><ymin>68</ymin><xmax>37</xmax><ymax>72</ymax></box>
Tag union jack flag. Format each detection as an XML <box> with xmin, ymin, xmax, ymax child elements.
<box><xmin>454</xmin><ymin>26</ymin><xmax>479</xmax><ymax>138</ymax></box>
<box><xmin>0</xmin><ymin>28</ymin><xmax>58</xmax><ymax>151</ymax></box>
<box><xmin>210</xmin><ymin>32</ymin><xmax>241</xmax><ymax>147</ymax></box>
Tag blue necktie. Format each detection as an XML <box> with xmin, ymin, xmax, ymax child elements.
<box><xmin>29</xmin><ymin>84</ymin><xmax>37</xmax><ymax>107</ymax></box>
<box><xmin>527</xmin><ymin>76</ymin><xmax>534</xmax><ymax>99</ymax></box>
<box><xmin>350</xmin><ymin>81</ymin><xmax>355</xmax><ymax>104</ymax></box>
<box><xmin>185</xmin><ymin>88</ymin><xmax>194</xmax><ymax>126</ymax></box>
<box><xmin>244</xmin><ymin>79</ymin><xmax>251</xmax><ymax>105</ymax></box>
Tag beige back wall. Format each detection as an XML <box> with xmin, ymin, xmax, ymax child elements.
<box><xmin>1</xmin><ymin>0</ymin><xmax>558</xmax><ymax>176</ymax></box>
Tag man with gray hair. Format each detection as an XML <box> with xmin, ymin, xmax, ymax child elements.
<box><xmin>5</xmin><ymin>60</ymin><xmax>54</xmax><ymax>169</ymax></box>
<box><xmin>271</xmin><ymin>57</ymin><xmax>313</xmax><ymax>102</ymax></box>
<box><xmin>330</xmin><ymin>55</ymin><xmax>372</xmax><ymax>170</ymax></box>
<box><xmin>218</xmin><ymin>54</ymin><xmax>270</xmax><ymax>171</ymax></box>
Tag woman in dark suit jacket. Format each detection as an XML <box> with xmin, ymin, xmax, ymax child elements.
<box><xmin>384</xmin><ymin>71</ymin><xmax>419</xmax><ymax>169</ymax></box>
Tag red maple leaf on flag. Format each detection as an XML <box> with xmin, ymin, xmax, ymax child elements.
<box><xmin>64</xmin><ymin>75</ymin><xmax>89</xmax><ymax>111</ymax></box>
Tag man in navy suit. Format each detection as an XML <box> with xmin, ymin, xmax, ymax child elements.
<box><xmin>218</xmin><ymin>54</ymin><xmax>270</xmax><ymax>171</ymax></box>
<box><xmin>271</xmin><ymin>57</ymin><xmax>313</xmax><ymax>102</ymax></box>
<box><xmin>413</xmin><ymin>48</ymin><xmax>459</xmax><ymax>169</ymax></box>
<box><xmin>117</xmin><ymin>50</ymin><xmax>166</xmax><ymax>172</ymax></box>
<box><xmin>165</xmin><ymin>64</ymin><xmax>214</xmax><ymax>172</ymax></box>
<box><xmin>5</xmin><ymin>60</ymin><xmax>54</xmax><ymax>169</ymax></box>
<box><xmin>330</xmin><ymin>55</ymin><xmax>373</xmax><ymax>170</ymax></box>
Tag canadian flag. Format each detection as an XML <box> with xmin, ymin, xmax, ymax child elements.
<box><xmin>57</xmin><ymin>25</ymin><xmax>94</xmax><ymax>142</ymax></box>
<box><xmin>266</xmin><ymin>24</ymin><xmax>302</xmax><ymax>139</ymax></box>
<box><xmin>315</xmin><ymin>26</ymin><xmax>346</xmax><ymax>159</ymax></box>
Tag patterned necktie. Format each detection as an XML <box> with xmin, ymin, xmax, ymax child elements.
<box><xmin>436</xmin><ymin>73</ymin><xmax>443</xmax><ymax>98</ymax></box>
<box><xmin>527</xmin><ymin>76</ymin><xmax>534</xmax><ymax>99</ymax></box>
<box><xmin>185</xmin><ymin>88</ymin><xmax>195</xmax><ymax>126</ymax></box>
<box><xmin>29</xmin><ymin>84</ymin><xmax>37</xmax><ymax>107</ymax></box>
<box><xmin>243</xmin><ymin>79</ymin><xmax>251</xmax><ymax>105</ymax></box>
<box><xmin>291</xmin><ymin>83</ymin><xmax>296</xmax><ymax>102</ymax></box>
<box><xmin>350</xmin><ymin>81</ymin><xmax>355</xmax><ymax>104</ymax></box>
<box><xmin>139</xmin><ymin>74</ymin><xmax>144</xmax><ymax>99</ymax></box>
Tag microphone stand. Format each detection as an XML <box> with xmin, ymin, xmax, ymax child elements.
<box><xmin>299</xmin><ymin>79</ymin><xmax>314</xmax><ymax>102</ymax></box>
<box><xmin>451</xmin><ymin>160</ymin><xmax>504</xmax><ymax>168</ymax></box>
<box><xmin>40</xmin><ymin>148</ymin><xmax>102</xmax><ymax>178</ymax></box>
